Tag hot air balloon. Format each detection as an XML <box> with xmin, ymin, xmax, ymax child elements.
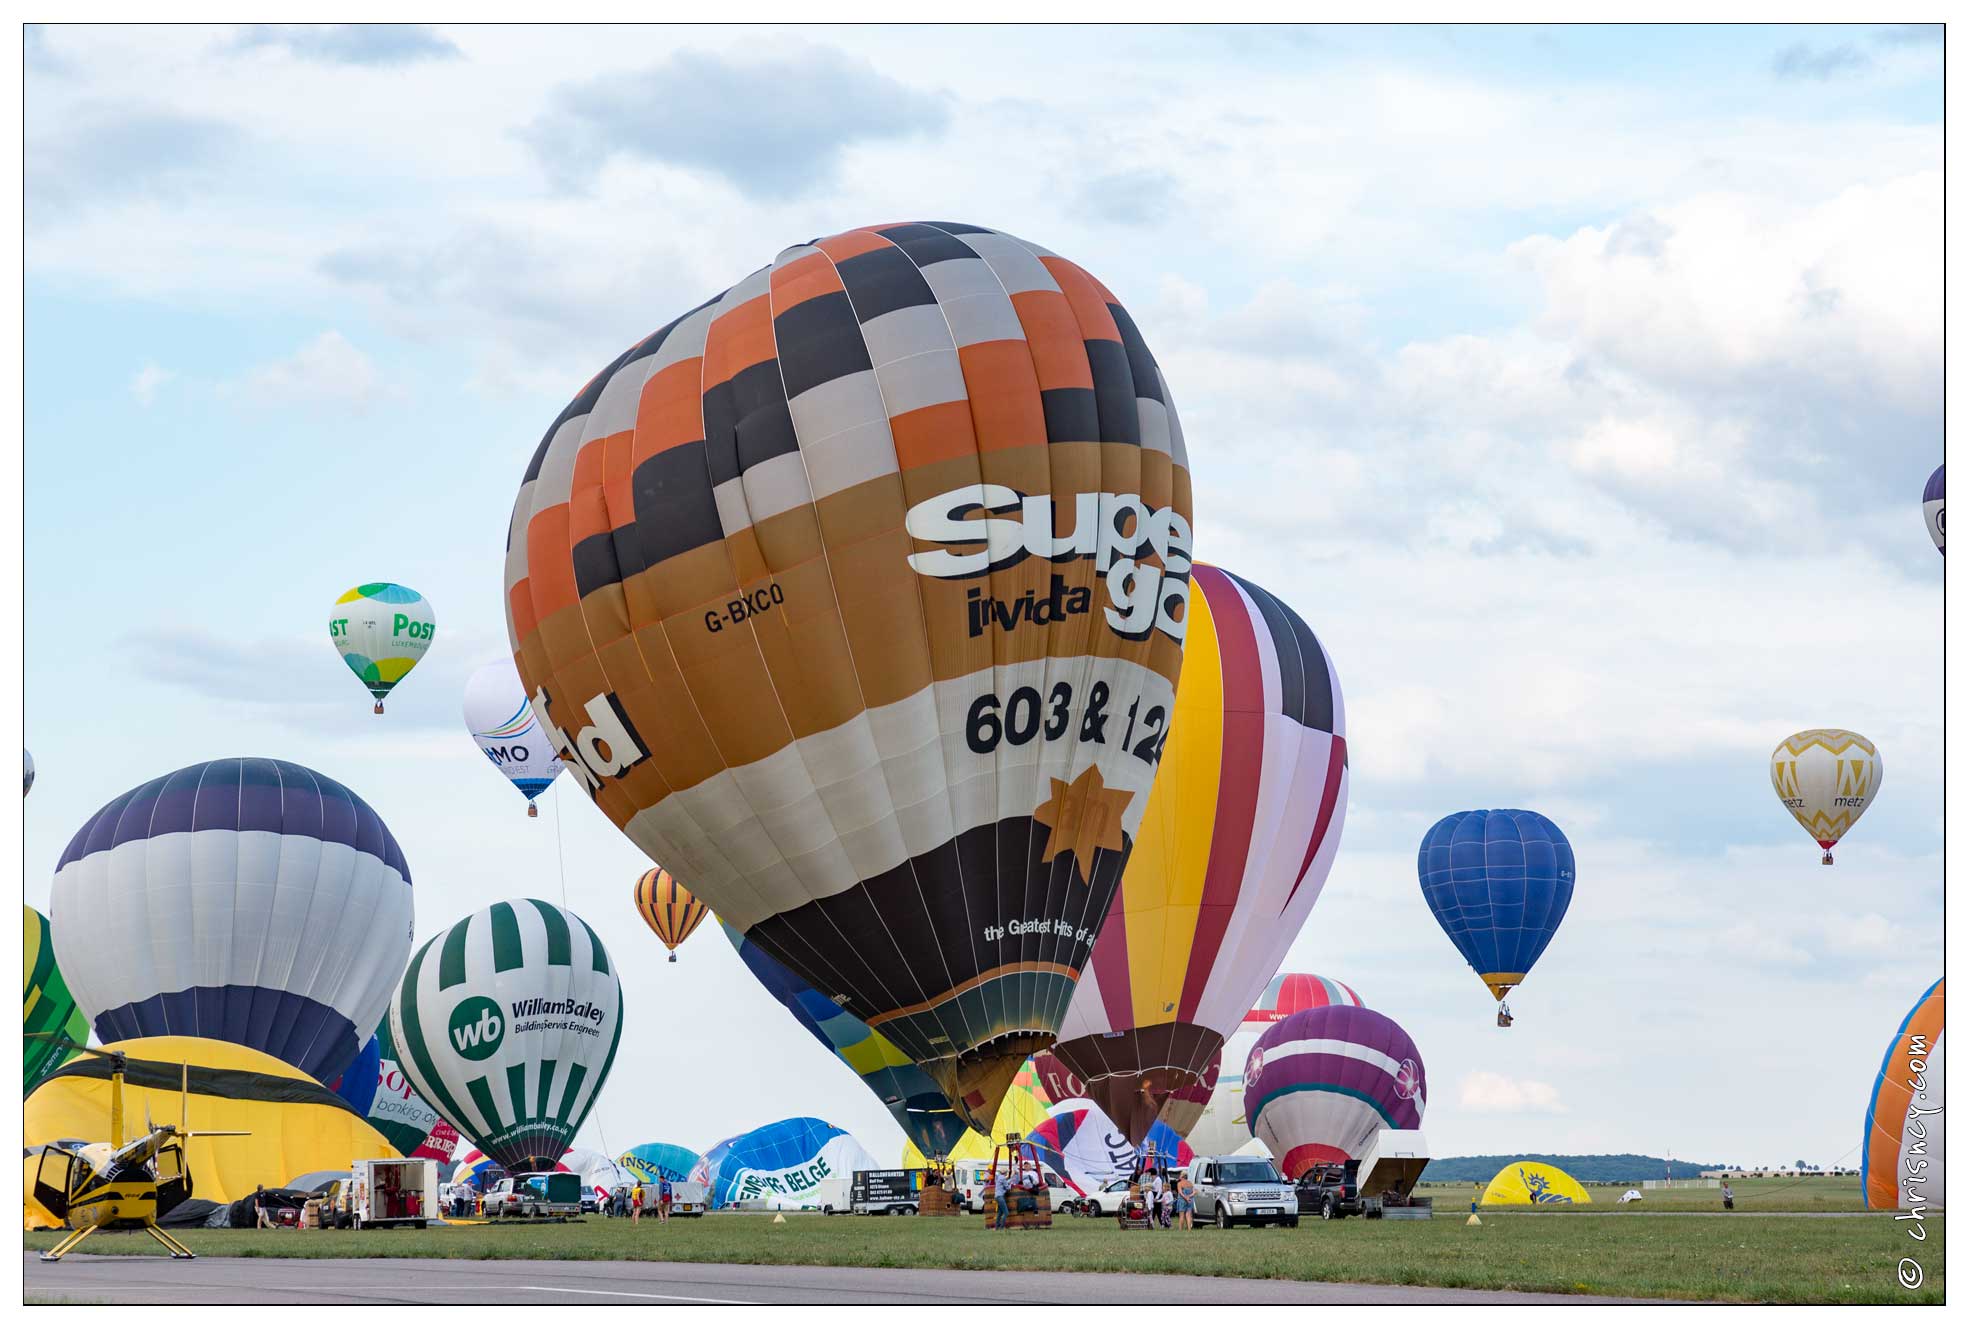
<box><xmin>49</xmin><ymin>758</ymin><xmax>414</xmax><ymax>1083</ymax></box>
<box><xmin>1862</xmin><ymin>978</ymin><xmax>1944</xmax><ymax>1211</ymax></box>
<box><xmin>1243</xmin><ymin>1004</ymin><xmax>1426</xmax><ymax>1179</ymax></box>
<box><xmin>722</xmin><ymin>919</ymin><xmax>967</xmax><ymax>1160</ymax></box>
<box><xmin>389</xmin><ymin>898</ymin><xmax>622</xmax><ymax>1173</ymax></box>
<box><xmin>1418</xmin><ymin>810</ymin><xmax>1574</xmax><ymax>1023</ymax></box>
<box><xmin>1771</xmin><ymin>730</ymin><xmax>1881</xmax><ymax>866</ymax></box>
<box><xmin>899</xmin><ymin>1064</ymin><xmax>1052</xmax><ymax>1169</ymax></box>
<box><xmin>328</xmin><ymin>1033</ymin><xmax>382</xmax><ymax>1118</ymax></box>
<box><xmin>331</xmin><ymin>582</ymin><xmax>434</xmax><ymax>714</ymax></box>
<box><xmin>620</xmin><ymin>1141</ymin><xmax>701</xmax><ymax>1184</ymax></box>
<box><xmin>463</xmin><ymin>658</ymin><xmax>564</xmax><ymax>817</ymax></box>
<box><xmin>24</xmin><ymin>906</ymin><xmax>89</xmax><ymax>1092</ymax></box>
<box><xmin>366</xmin><ymin>1022</ymin><xmax>446</xmax><ymax>1158</ymax></box>
<box><xmin>1028</xmin><ymin>1100</ymin><xmax>1193</xmax><ymax>1195</ymax></box>
<box><xmin>1184</xmin><ymin>973</ymin><xmax>1362</xmax><ymax>1155</ymax></box>
<box><xmin>23</xmin><ymin>748</ymin><xmax>33</xmax><ymax>796</ymax></box>
<box><xmin>504</xmin><ymin>222</ymin><xmax>1195</xmax><ymax>1132</ymax></box>
<box><xmin>635</xmin><ymin>868</ymin><xmax>709</xmax><ymax>962</ymax></box>
<box><xmin>1924</xmin><ymin>465</ymin><xmax>1944</xmax><ymax>554</ymax></box>
<box><xmin>692</xmin><ymin>1117</ymin><xmax>878</xmax><ymax>1210</ymax></box>
<box><xmin>1048</xmin><ymin>565</ymin><xmax>1347</xmax><ymax>1144</ymax></box>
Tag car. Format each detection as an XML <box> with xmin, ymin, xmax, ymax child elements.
<box><xmin>482</xmin><ymin>1172</ymin><xmax>582</xmax><ymax>1219</ymax></box>
<box><xmin>1295</xmin><ymin>1160</ymin><xmax>1364</xmax><ymax>1220</ymax></box>
<box><xmin>1068</xmin><ymin>1178</ymin><xmax>1135</xmax><ymax>1218</ymax></box>
<box><xmin>1187</xmin><ymin>1155</ymin><xmax>1299</xmax><ymax>1228</ymax></box>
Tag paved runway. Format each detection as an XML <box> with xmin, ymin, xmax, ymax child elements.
<box><xmin>25</xmin><ymin>1254</ymin><xmax>1658</xmax><ymax>1304</ymax></box>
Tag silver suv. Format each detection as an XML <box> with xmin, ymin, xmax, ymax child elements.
<box><xmin>1188</xmin><ymin>1155</ymin><xmax>1299</xmax><ymax>1229</ymax></box>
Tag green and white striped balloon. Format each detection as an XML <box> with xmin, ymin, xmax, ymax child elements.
<box><xmin>388</xmin><ymin>898</ymin><xmax>622</xmax><ymax>1173</ymax></box>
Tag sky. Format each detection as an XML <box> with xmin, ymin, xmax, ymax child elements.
<box><xmin>20</xmin><ymin>22</ymin><xmax>1943</xmax><ymax>1170</ymax></box>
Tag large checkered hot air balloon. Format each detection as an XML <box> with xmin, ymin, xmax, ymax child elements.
<box><xmin>1045</xmin><ymin>565</ymin><xmax>1348</xmax><ymax>1144</ymax></box>
<box><xmin>49</xmin><ymin>758</ymin><xmax>413</xmax><ymax>1084</ymax></box>
<box><xmin>1770</xmin><ymin>730</ymin><xmax>1882</xmax><ymax>866</ymax></box>
<box><xmin>390</xmin><ymin>899</ymin><xmax>622</xmax><ymax>1174</ymax></box>
<box><xmin>504</xmin><ymin>222</ymin><xmax>1194</xmax><ymax>1132</ymax></box>
<box><xmin>1244</xmin><ymin>1004</ymin><xmax>1426</xmax><ymax>1180</ymax></box>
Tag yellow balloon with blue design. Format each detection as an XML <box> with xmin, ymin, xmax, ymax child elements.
<box><xmin>330</xmin><ymin>582</ymin><xmax>435</xmax><ymax>714</ymax></box>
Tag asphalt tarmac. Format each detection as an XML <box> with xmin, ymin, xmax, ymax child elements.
<box><xmin>25</xmin><ymin>1254</ymin><xmax>1661</xmax><ymax>1304</ymax></box>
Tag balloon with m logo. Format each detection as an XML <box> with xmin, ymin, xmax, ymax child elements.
<box><xmin>1769</xmin><ymin>730</ymin><xmax>1881</xmax><ymax>866</ymax></box>
<box><xmin>389</xmin><ymin>898</ymin><xmax>623</xmax><ymax>1173</ymax></box>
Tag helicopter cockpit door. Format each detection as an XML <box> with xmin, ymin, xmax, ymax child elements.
<box><xmin>33</xmin><ymin>1147</ymin><xmax>76</xmax><ymax>1222</ymax></box>
<box><xmin>154</xmin><ymin>1142</ymin><xmax>191</xmax><ymax>1216</ymax></box>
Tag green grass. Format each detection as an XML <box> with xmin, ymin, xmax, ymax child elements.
<box><xmin>1413</xmin><ymin>1176</ymin><xmax>1868</xmax><ymax>1213</ymax></box>
<box><xmin>24</xmin><ymin>1207</ymin><xmax>1941</xmax><ymax>1304</ymax></box>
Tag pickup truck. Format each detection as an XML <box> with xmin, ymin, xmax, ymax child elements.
<box><xmin>482</xmin><ymin>1171</ymin><xmax>583</xmax><ymax>1219</ymax></box>
<box><xmin>1294</xmin><ymin>1160</ymin><xmax>1364</xmax><ymax>1219</ymax></box>
<box><xmin>1187</xmin><ymin>1154</ymin><xmax>1299</xmax><ymax>1228</ymax></box>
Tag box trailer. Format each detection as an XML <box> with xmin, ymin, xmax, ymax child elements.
<box><xmin>347</xmin><ymin>1157</ymin><xmax>438</xmax><ymax>1229</ymax></box>
<box><xmin>1354</xmin><ymin>1130</ymin><xmax>1432</xmax><ymax>1219</ymax></box>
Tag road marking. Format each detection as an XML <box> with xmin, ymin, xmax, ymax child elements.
<box><xmin>515</xmin><ymin>1285</ymin><xmax>755</xmax><ymax>1304</ymax></box>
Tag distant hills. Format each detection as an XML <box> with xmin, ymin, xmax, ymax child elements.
<box><xmin>1419</xmin><ymin>1155</ymin><xmax>1731</xmax><ymax>1184</ymax></box>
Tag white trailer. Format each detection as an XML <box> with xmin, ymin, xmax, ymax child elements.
<box><xmin>348</xmin><ymin>1157</ymin><xmax>438</xmax><ymax>1229</ymax></box>
<box><xmin>1354</xmin><ymin>1130</ymin><xmax>1431</xmax><ymax>1219</ymax></box>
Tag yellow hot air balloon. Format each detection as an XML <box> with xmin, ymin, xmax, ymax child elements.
<box><xmin>635</xmin><ymin>868</ymin><xmax>709</xmax><ymax>962</ymax></box>
<box><xmin>505</xmin><ymin>222</ymin><xmax>1194</xmax><ymax>1132</ymax></box>
<box><xmin>1770</xmin><ymin>730</ymin><xmax>1881</xmax><ymax>865</ymax></box>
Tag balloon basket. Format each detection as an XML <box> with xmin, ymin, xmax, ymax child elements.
<box><xmin>373</xmin><ymin>702</ymin><xmax>385</xmax><ymax>715</ymax></box>
<box><xmin>1822</xmin><ymin>852</ymin><xmax>1834</xmax><ymax>866</ymax></box>
<box><xmin>667</xmin><ymin>953</ymin><xmax>677</xmax><ymax>963</ymax></box>
<box><xmin>527</xmin><ymin>804</ymin><xmax>539</xmax><ymax>819</ymax></box>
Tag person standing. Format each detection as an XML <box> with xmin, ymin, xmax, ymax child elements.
<box><xmin>254</xmin><ymin>1184</ymin><xmax>268</xmax><ymax>1229</ymax></box>
<box><xmin>658</xmin><ymin>1176</ymin><xmax>674</xmax><ymax>1223</ymax></box>
<box><xmin>632</xmin><ymin>1182</ymin><xmax>646</xmax><ymax>1225</ymax></box>
<box><xmin>992</xmin><ymin>1167</ymin><xmax>1010</xmax><ymax>1231</ymax></box>
<box><xmin>1146</xmin><ymin>1169</ymin><xmax>1166</xmax><ymax>1228</ymax></box>
<box><xmin>1175</xmin><ymin>1171</ymin><xmax>1197</xmax><ymax>1230</ymax></box>
<box><xmin>1721</xmin><ymin>1182</ymin><xmax>1735</xmax><ymax>1211</ymax></box>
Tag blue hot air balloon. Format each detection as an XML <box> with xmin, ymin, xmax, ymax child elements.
<box><xmin>1417</xmin><ymin>810</ymin><xmax>1574</xmax><ymax>1025</ymax></box>
<box><xmin>329</xmin><ymin>1034</ymin><xmax>382</xmax><ymax>1118</ymax></box>
<box><xmin>1924</xmin><ymin>464</ymin><xmax>1944</xmax><ymax>555</ymax></box>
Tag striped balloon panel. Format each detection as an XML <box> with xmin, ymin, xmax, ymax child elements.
<box><xmin>1417</xmin><ymin>808</ymin><xmax>1574</xmax><ymax>997</ymax></box>
<box><xmin>391</xmin><ymin>898</ymin><xmax>622</xmax><ymax>1174</ymax></box>
<box><xmin>720</xmin><ymin>919</ymin><xmax>965</xmax><ymax>1161</ymax></box>
<box><xmin>1243</xmin><ymin>1005</ymin><xmax>1426</xmax><ymax>1179</ymax></box>
<box><xmin>1861</xmin><ymin>978</ymin><xmax>1944</xmax><ymax>1211</ymax></box>
<box><xmin>24</xmin><ymin>906</ymin><xmax>91</xmax><ymax>1091</ymax></box>
<box><xmin>634</xmin><ymin>868</ymin><xmax>710</xmax><ymax>954</ymax></box>
<box><xmin>49</xmin><ymin>758</ymin><xmax>413</xmax><ymax>1084</ymax></box>
<box><xmin>504</xmin><ymin>222</ymin><xmax>1193</xmax><ymax>1129</ymax></box>
<box><xmin>1052</xmin><ymin>566</ymin><xmax>1347</xmax><ymax>1141</ymax></box>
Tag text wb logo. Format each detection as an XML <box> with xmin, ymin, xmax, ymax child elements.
<box><xmin>448</xmin><ymin>996</ymin><xmax>504</xmax><ymax>1061</ymax></box>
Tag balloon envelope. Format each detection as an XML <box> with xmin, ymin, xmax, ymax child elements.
<box><xmin>390</xmin><ymin>898</ymin><xmax>623</xmax><ymax>1173</ymax></box>
<box><xmin>25</xmin><ymin>1036</ymin><xmax>396</xmax><ymax>1203</ymax></box>
<box><xmin>1243</xmin><ymin>1004</ymin><xmax>1426</xmax><ymax>1180</ymax></box>
<box><xmin>329</xmin><ymin>1033</ymin><xmax>382</xmax><ymax>1119</ymax></box>
<box><xmin>900</xmin><ymin>1066</ymin><xmax>1051</xmax><ymax>1169</ymax></box>
<box><xmin>1924</xmin><ymin>464</ymin><xmax>1944</xmax><ymax>554</ymax></box>
<box><xmin>1052</xmin><ymin>565</ymin><xmax>1348</xmax><ymax>1143</ymax></box>
<box><xmin>1184</xmin><ymin>973</ymin><xmax>1363</xmax><ymax>1156</ymax></box>
<box><xmin>1029</xmin><ymin>1100</ymin><xmax>1193</xmax><ymax>1195</ymax></box>
<box><xmin>1481</xmin><ymin>1160</ymin><xmax>1591</xmax><ymax>1205</ymax></box>
<box><xmin>504</xmin><ymin>222</ymin><xmax>1195</xmax><ymax>1132</ymax></box>
<box><xmin>23</xmin><ymin>748</ymin><xmax>33</xmax><ymax>796</ymax></box>
<box><xmin>1417</xmin><ymin>809</ymin><xmax>1574</xmax><ymax>1004</ymax></box>
<box><xmin>463</xmin><ymin>658</ymin><xmax>564</xmax><ymax>810</ymax></box>
<box><xmin>331</xmin><ymin>582</ymin><xmax>434</xmax><ymax>710</ymax></box>
<box><xmin>635</xmin><ymin>868</ymin><xmax>709</xmax><ymax>958</ymax></box>
<box><xmin>366</xmin><ymin>1021</ymin><xmax>445</xmax><ymax>1158</ymax></box>
<box><xmin>692</xmin><ymin>1117</ymin><xmax>877</xmax><ymax>1210</ymax></box>
<box><xmin>1862</xmin><ymin>977</ymin><xmax>1944</xmax><ymax>1211</ymax></box>
<box><xmin>1770</xmin><ymin>730</ymin><xmax>1881</xmax><ymax>863</ymax></box>
<box><xmin>24</xmin><ymin>906</ymin><xmax>89</xmax><ymax>1093</ymax></box>
<box><xmin>619</xmin><ymin>1141</ymin><xmax>701</xmax><ymax>1184</ymax></box>
<box><xmin>50</xmin><ymin>757</ymin><xmax>414</xmax><ymax>1084</ymax></box>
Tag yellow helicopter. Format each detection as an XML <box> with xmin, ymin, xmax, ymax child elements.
<box><xmin>28</xmin><ymin>1035</ymin><xmax>248</xmax><ymax>1261</ymax></box>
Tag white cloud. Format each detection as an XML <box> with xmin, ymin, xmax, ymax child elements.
<box><xmin>1458</xmin><ymin>1071</ymin><xmax>1568</xmax><ymax>1114</ymax></box>
<box><xmin>230</xmin><ymin>331</ymin><xmax>389</xmax><ymax>409</ymax></box>
<box><xmin>128</xmin><ymin>362</ymin><xmax>173</xmax><ymax>406</ymax></box>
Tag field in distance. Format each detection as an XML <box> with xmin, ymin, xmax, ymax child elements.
<box><xmin>25</xmin><ymin>1201</ymin><xmax>1940</xmax><ymax>1305</ymax></box>
<box><xmin>1414</xmin><ymin>1175</ymin><xmax>1869</xmax><ymax>1213</ymax></box>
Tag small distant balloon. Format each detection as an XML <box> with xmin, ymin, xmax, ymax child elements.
<box><xmin>330</xmin><ymin>582</ymin><xmax>434</xmax><ymax>714</ymax></box>
<box><xmin>634</xmin><ymin>868</ymin><xmax>708</xmax><ymax>962</ymax></box>
<box><xmin>1924</xmin><ymin>465</ymin><xmax>1944</xmax><ymax>555</ymax></box>
<box><xmin>23</xmin><ymin>749</ymin><xmax>33</xmax><ymax>797</ymax></box>
<box><xmin>1771</xmin><ymin>730</ymin><xmax>1881</xmax><ymax>866</ymax></box>
<box><xmin>463</xmin><ymin>659</ymin><xmax>564</xmax><ymax>817</ymax></box>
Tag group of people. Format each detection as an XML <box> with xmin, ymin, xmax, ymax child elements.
<box><xmin>989</xmin><ymin>1158</ymin><xmax>1046</xmax><ymax>1229</ymax></box>
<box><xmin>1130</xmin><ymin>1168</ymin><xmax>1197</xmax><ymax>1230</ymax></box>
<box><xmin>601</xmin><ymin>1176</ymin><xmax>677</xmax><ymax>1222</ymax></box>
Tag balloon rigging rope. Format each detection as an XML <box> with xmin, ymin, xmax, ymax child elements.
<box><xmin>552</xmin><ymin>782</ymin><xmax>569</xmax><ymax>909</ymax></box>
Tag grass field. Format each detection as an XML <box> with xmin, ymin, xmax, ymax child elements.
<box><xmin>24</xmin><ymin>1192</ymin><xmax>1941</xmax><ymax>1305</ymax></box>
